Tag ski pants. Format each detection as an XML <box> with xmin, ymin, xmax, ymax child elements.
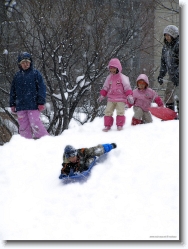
<box><xmin>104</xmin><ymin>102</ymin><xmax>125</xmax><ymax>116</ymax></box>
<box><xmin>17</xmin><ymin>110</ymin><xmax>49</xmax><ymax>139</ymax></box>
<box><xmin>133</xmin><ymin>106</ymin><xmax>153</xmax><ymax>123</ymax></box>
<box><xmin>165</xmin><ymin>80</ymin><xmax>179</xmax><ymax>104</ymax></box>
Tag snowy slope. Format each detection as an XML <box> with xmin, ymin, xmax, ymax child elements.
<box><xmin>0</xmin><ymin>108</ymin><xmax>179</xmax><ymax>240</ymax></box>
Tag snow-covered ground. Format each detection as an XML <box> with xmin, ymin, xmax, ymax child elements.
<box><xmin>0</xmin><ymin>107</ymin><xmax>179</xmax><ymax>242</ymax></box>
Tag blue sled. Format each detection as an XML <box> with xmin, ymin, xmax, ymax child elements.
<box><xmin>59</xmin><ymin>154</ymin><xmax>107</xmax><ymax>184</ymax></box>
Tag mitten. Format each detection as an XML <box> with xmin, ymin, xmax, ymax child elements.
<box><xmin>59</xmin><ymin>174</ymin><xmax>67</xmax><ymax>179</ymax></box>
<box><xmin>97</xmin><ymin>95</ymin><xmax>105</xmax><ymax>103</ymax></box>
<box><xmin>69</xmin><ymin>168</ymin><xmax>74</xmax><ymax>176</ymax></box>
<box><xmin>38</xmin><ymin>105</ymin><xmax>45</xmax><ymax>112</ymax></box>
<box><xmin>158</xmin><ymin>76</ymin><xmax>163</xmax><ymax>85</ymax></box>
<box><xmin>127</xmin><ymin>95</ymin><xmax>134</xmax><ymax>105</ymax></box>
<box><xmin>11</xmin><ymin>106</ymin><xmax>16</xmax><ymax>114</ymax></box>
<box><xmin>155</xmin><ymin>96</ymin><xmax>164</xmax><ymax>107</ymax></box>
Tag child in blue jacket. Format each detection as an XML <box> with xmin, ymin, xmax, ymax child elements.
<box><xmin>9</xmin><ymin>52</ymin><xmax>49</xmax><ymax>139</ymax></box>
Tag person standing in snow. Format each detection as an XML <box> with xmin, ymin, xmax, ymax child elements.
<box><xmin>131</xmin><ymin>74</ymin><xmax>163</xmax><ymax>125</ymax></box>
<box><xmin>60</xmin><ymin>143</ymin><xmax>117</xmax><ymax>177</ymax></box>
<box><xmin>9</xmin><ymin>52</ymin><xmax>49</xmax><ymax>139</ymax></box>
<box><xmin>98</xmin><ymin>58</ymin><xmax>134</xmax><ymax>131</ymax></box>
<box><xmin>157</xmin><ymin>25</ymin><xmax>179</xmax><ymax>112</ymax></box>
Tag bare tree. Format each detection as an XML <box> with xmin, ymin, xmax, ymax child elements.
<box><xmin>0</xmin><ymin>0</ymin><xmax>156</xmax><ymax>139</ymax></box>
<box><xmin>155</xmin><ymin>0</ymin><xmax>179</xmax><ymax>14</ymax></box>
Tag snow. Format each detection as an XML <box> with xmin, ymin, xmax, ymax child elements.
<box><xmin>1</xmin><ymin>0</ymin><xmax>187</xmax><ymax>247</ymax></box>
<box><xmin>76</xmin><ymin>75</ymin><xmax>85</xmax><ymax>87</ymax></box>
<box><xmin>0</xmin><ymin>108</ymin><xmax>179</xmax><ymax>242</ymax></box>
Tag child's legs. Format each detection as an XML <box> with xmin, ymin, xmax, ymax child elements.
<box><xmin>116</xmin><ymin>102</ymin><xmax>125</xmax><ymax>126</ymax></box>
<box><xmin>104</xmin><ymin>102</ymin><xmax>116</xmax><ymax>116</ymax></box>
<box><xmin>143</xmin><ymin>111</ymin><xmax>153</xmax><ymax>123</ymax></box>
<box><xmin>104</xmin><ymin>102</ymin><xmax>116</xmax><ymax>127</ymax></box>
<box><xmin>133</xmin><ymin>106</ymin><xmax>144</xmax><ymax>120</ymax></box>
<box><xmin>17</xmin><ymin>111</ymin><xmax>33</xmax><ymax>139</ymax></box>
<box><xmin>28</xmin><ymin>110</ymin><xmax>49</xmax><ymax>138</ymax></box>
<box><xmin>116</xmin><ymin>102</ymin><xmax>125</xmax><ymax>116</ymax></box>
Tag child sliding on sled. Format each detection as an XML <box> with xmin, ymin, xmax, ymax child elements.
<box><xmin>60</xmin><ymin>143</ymin><xmax>117</xmax><ymax>177</ymax></box>
<box><xmin>98</xmin><ymin>58</ymin><xmax>134</xmax><ymax>131</ymax></box>
<box><xmin>131</xmin><ymin>74</ymin><xmax>163</xmax><ymax>125</ymax></box>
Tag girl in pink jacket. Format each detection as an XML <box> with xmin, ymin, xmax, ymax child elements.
<box><xmin>98</xmin><ymin>58</ymin><xmax>134</xmax><ymax>131</ymax></box>
<box><xmin>132</xmin><ymin>74</ymin><xmax>163</xmax><ymax>125</ymax></box>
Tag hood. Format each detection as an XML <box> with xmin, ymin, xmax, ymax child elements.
<box><xmin>108</xmin><ymin>58</ymin><xmax>122</xmax><ymax>73</ymax></box>
<box><xmin>136</xmin><ymin>74</ymin><xmax>149</xmax><ymax>86</ymax></box>
<box><xmin>163</xmin><ymin>25</ymin><xmax>179</xmax><ymax>39</ymax></box>
<box><xmin>18</xmin><ymin>52</ymin><xmax>33</xmax><ymax>69</ymax></box>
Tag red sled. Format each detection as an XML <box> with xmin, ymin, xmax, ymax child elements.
<box><xmin>149</xmin><ymin>107</ymin><xmax>177</xmax><ymax>121</ymax></box>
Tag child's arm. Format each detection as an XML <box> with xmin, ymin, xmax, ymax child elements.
<box><xmin>154</xmin><ymin>96</ymin><xmax>164</xmax><ymax>107</ymax></box>
<box><xmin>99</xmin><ymin>75</ymin><xmax>111</xmax><ymax>96</ymax></box>
<box><xmin>121</xmin><ymin>74</ymin><xmax>134</xmax><ymax>104</ymax></box>
<box><xmin>35</xmin><ymin>70</ymin><xmax>46</xmax><ymax>105</ymax></box>
<box><xmin>98</xmin><ymin>75</ymin><xmax>110</xmax><ymax>102</ymax></box>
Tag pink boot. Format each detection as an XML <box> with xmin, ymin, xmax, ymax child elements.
<box><xmin>131</xmin><ymin>117</ymin><xmax>143</xmax><ymax>125</ymax></box>
<box><xmin>116</xmin><ymin>115</ymin><xmax>125</xmax><ymax>130</ymax></box>
<box><xmin>103</xmin><ymin>116</ymin><xmax>113</xmax><ymax>132</ymax></box>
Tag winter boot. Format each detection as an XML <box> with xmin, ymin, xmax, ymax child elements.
<box><xmin>131</xmin><ymin>117</ymin><xmax>143</xmax><ymax>126</ymax></box>
<box><xmin>103</xmin><ymin>116</ymin><xmax>113</xmax><ymax>132</ymax></box>
<box><xmin>166</xmin><ymin>103</ymin><xmax>174</xmax><ymax>111</ymax></box>
<box><xmin>111</xmin><ymin>143</ymin><xmax>117</xmax><ymax>149</ymax></box>
<box><xmin>102</xmin><ymin>126</ymin><xmax>111</xmax><ymax>132</ymax></box>
<box><xmin>116</xmin><ymin>115</ymin><xmax>125</xmax><ymax>131</ymax></box>
<box><xmin>117</xmin><ymin>126</ymin><xmax>123</xmax><ymax>131</ymax></box>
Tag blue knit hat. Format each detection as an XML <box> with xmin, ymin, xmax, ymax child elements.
<box><xmin>64</xmin><ymin>145</ymin><xmax>77</xmax><ymax>158</ymax></box>
<box><xmin>18</xmin><ymin>52</ymin><xmax>32</xmax><ymax>63</ymax></box>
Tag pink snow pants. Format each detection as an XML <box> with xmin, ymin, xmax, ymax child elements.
<box><xmin>17</xmin><ymin>110</ymin><xmax>49</xmax><ymax>139</ymax></box>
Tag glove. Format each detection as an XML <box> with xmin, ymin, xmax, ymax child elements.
<box><xmin>111</xmin><ymin>143</ymin><xmax>117</xmax><ymax>149</ymax></box>
<box><xmin>158</xmin><ymin>76</ymin><xmax>163</xmax><ymax>85</ymax></box>
<box><xmin>69</xmin><ymin>168</ymin><xmax>74</xmax><ymax>176</ymax></box>
<box><xmin>127</xmin><ymin>95</ymin><xmax>134</xmax><ymax>105</ymax></box>
<box><xmin>97</xmin><ymin>95</ymin><xmax>105</xmax><ymax>103</ymax></box>
<box><xmin>59</xmin><ymin>174</ymin><xmax>67</xmax><ymax>179</ymax></box>
<box><xmin>155</xmin><ymin>96</ymin><xmax>164</xmax><ymax>107</ymax></box>
<box><xmin>11</xmin><ymin>106</ymin><xmax>16</xmax><ymax>114</ymax></box>
<box><xmin>172</xmin><ymin>77</ymin><xmax>179</xmax><ymax>86</ymax></box>
<box><xmin>38</xmin><ymin>105</ymin><xmax>45</xmax><ymax>112</ymax></box>
<box><xmin>174</xmin><ymin>81</ymin><xmax>179</xmax><ymax>87</ymax></box>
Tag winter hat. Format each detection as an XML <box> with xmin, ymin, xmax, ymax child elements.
<box><xmin>18</xmin><ymin>52</ymin><xmax>32</xmax><ymax>64</ymax></box>
<box><xmin>64</xmin><ymin>145</ymin><xmax>77</xmax><ymax>158</ymax></box>
<box><xmin>163</xmin><ymin>25</ymin><xmax>179</xmax><ymax>38</ymax></box>
<box><xmin>136</xmin><ymin>74</ymin><xmax>149</xmax><ymax>86</ymax></box>
<box><xmin>108</xmin><ymin>58</ymin><xmax>122</xmax><ymax>73</ymax></box>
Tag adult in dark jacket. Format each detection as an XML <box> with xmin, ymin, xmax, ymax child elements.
<box><xmin>158</xmin><ymin>25</ymin><xmax>179</xmax><ymax>112</ymax></box>
<box><xmin>9</xmin><ymin>52</ymin><xmax>49</xmax><ymax>139</ymax></box>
